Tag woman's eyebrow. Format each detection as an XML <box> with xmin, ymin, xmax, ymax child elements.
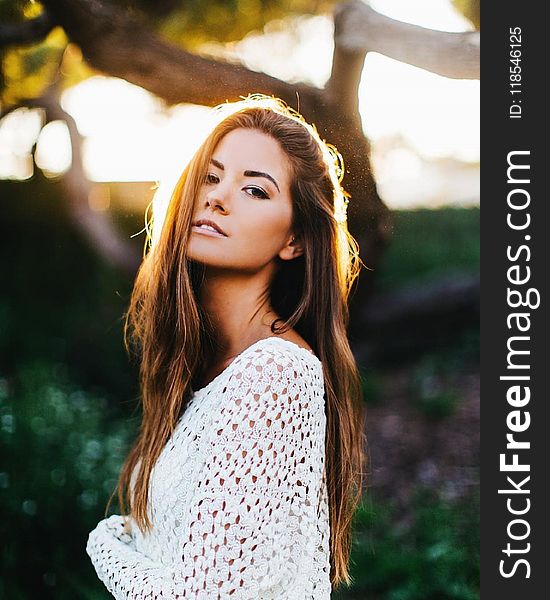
<box><xmin>210</xmin><ymin>158</ymin><xmax>280</xmax><ymax>193</ymax></box>
<box><xmin>243</xmin><ymin>170</ymin><xmax>280</xmax><ymax>192</ymax></box>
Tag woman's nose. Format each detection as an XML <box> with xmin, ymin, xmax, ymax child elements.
<box><xmin>205</xmin><ymin>196</ymin><xmax>227</xmax><ymax>213</ymax></box>
<box><xmin>205</xmin><ymin>186</ymin><xmax>229</xmax><ymax>212</ymax></box>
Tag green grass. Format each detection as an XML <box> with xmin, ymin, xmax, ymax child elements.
<box><xmin>333</xmin><ymin>489</ymin><xmax>480</xmax><ymax>600</ymax></box>
<box><xmin>376</xmin><ymin>207</ymin><xmax>479</xmax><ymax>291</ymax></box>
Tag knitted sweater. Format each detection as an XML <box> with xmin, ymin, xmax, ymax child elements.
<box><xmin>86</xmin><ymin>336</ymin><xmax>331</xmax><ymax>599</ymax></box>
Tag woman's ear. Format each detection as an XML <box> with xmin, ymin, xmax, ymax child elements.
<box><xmin>278</xmin><ymin>234</ymin><xmax>304</xmax><ymax>261</ymax></box>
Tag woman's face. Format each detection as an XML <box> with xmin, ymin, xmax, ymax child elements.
<box><xmin>187</xmin><ymin>127</ymin><xmax>301</xmax><ymax>271</ymax></box>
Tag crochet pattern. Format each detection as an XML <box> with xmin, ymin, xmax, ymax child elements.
<box><xmin>86</xmin><ymin>336</ymin><xmax>331</xmax><ymax>599</ymax></box>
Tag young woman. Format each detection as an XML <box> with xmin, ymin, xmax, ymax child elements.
<box><xmin>86</xmin><ymin>95</ymin><xmax>367</xmax><ymax>599</ymax></box>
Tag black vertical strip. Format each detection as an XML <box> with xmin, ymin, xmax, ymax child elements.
<box><xmin>482</xmin><ymin>4</ymin><xmax>546</xmax><ymax>597</ymax></box>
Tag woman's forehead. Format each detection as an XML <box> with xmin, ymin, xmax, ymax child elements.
<box><xmin>213</xmin><ymin>128</ymin><xmax>291</xmax><ymax>180</ymax></box>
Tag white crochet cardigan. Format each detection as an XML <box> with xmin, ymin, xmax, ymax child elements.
<box><xmin>86</xmin><ymin>336</ymin><xmax>331</xmax><ymax>599</ymax></box>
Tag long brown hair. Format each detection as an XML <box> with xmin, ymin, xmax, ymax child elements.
<box><xmin>107</xmin><ymin>95</ymin><xmax>367</xmax><ymax>588</ymax></box>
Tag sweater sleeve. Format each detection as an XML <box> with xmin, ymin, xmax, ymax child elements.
<box><xmin>86</xmin><ymin>346</ymin><xmax>326</xmax><ymax>599</ymax></box>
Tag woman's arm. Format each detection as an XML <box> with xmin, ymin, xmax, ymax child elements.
<box><xmin>86</xmin><ymin>345</ymin><xmax>326</xmax><ymax>599</ymax></box>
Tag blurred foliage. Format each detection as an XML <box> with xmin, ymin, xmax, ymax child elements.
<box><xmin>147</xmin><ymin>0</ymin><xmax>332</xmax><ymax>48</ymax></box>
<box><xmin>0</xmin><ymin>1</ymin><xmax>94</xmax><ymax>105</ymax></box>
<box><xmin>333</xmin><ymin>488</ymin><xmax>480</xmax><ymax>600</ymax></box>
<box><xmin>412</xmin><ymin>381</ymin><xmax>459</xmax><ymax>421</ymax></box>
<box><xmin>0</xmin><ymin>360</ymin><xmax>136</xmax><ymax>599</ymax></box>
<box><xmin>1</xmin><ymin>26</ymin><xmax>67</xmax><ymax>105</ymax></box>
<box><xmin>0</xmin><ymin>0</ymin><xmax>37</xmax><ymax>20</ymax></box>
<box><xmin>408</xmin><ymin>328</ymin><xmax>479</xmax><ymax>420</ymax></box>
<box><xmin>0</xmin><ymin>177</ymin><xmax>478</xmax><ymax>598</ymax></box>
<box><xmin>359</xmin><ymin>365</ymin><xmax>384</xmax><ymax>406</ymax></box>
<box><xmin>376</xmin><ymin>207</ymin><xmax>479</xmax><ymax>292</ymax></box>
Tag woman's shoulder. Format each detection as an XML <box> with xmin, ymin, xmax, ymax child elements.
<box><xmin>229</xmin><ymin>336</ymin><xmax>324</xmax><ymax>398</ymax></box>
<box><xmin>237</xmin><ymin>335</ymin><xmax>322</xmax><ymax>370</ymax></box>
<box><xmin>191</xmin><ymin>334</ymin><xmax>321</xmax><ymax>397</ymax></box>
<box><xmin>221</xmin><ymin>337</ymin><xmax>325</xmax><ymax>420</ymax></box>
<box><xmin>204</xmin><ymin>337</ymin><xmax>326</xmax><ymax>433</ymax></box>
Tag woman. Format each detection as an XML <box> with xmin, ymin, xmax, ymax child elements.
<box><xmin>86</xmin><ymin>95</ymin><xmax>367</xmax><ymax>599</ymax></box>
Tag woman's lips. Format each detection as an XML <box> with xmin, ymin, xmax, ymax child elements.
<box><xmin>191</xmin><ymin>225</ymin><xmax>228</xmax><ymax>238</ymax></box>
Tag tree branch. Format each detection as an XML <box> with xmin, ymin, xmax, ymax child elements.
<box><xmin>333</xmin><ymin>1</ymin><xmax>480</xmax><ymax>80</ymax></box>
<box><xmin>23</xmin><ymin>86</ymin><xmax>140</xmax><ymax>275</ymax></box>
<box><xmin>0</xmin><ymin>12</ymin><xmax>55</xmax><ymax>47</ymax></box>
<box><xmin>352</xmin><ymin>271</ymin><xmax>480</xmax><ymax>363</ymax></box>
<box><xmin>325</xmin><ymin>3</ymin><xmax>367</xmax><ymax>117</ymax></box>
<box><xmin>39</xmin><ymin>0</ymin><xmax>322</xmax><ymax>111</ymax></box>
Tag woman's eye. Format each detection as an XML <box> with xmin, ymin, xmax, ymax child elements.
<box><xmin>204</xmin><ymin>173</ymin><xmax>219</xmax><ymax>184</ymax></box>
<box><xmin>245</xmin><ymin>186</ymin><xmax>269</xmax><ymax>199</ymax></box>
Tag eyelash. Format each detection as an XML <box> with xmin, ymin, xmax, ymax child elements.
<box><xmin>204</xmin><ymin>173</ymin><xmax>270</xmax><ymax>200</ymax></box>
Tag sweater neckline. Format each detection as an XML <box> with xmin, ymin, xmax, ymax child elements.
<box><xmin>191</xmin><ymin>336</ymin><xmax>321</xmax><ymax>396</ymax></box>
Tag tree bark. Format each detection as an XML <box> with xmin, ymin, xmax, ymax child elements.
<box><xmin>333</xmin><ymin>1</ymin><xmax>480</xmax><ymax>80</ymax></box>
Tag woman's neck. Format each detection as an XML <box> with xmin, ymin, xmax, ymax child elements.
<box><xmin>199</xmin><ymin>267</ymin><xmax>279</xmax><ymax>362</ymax></box>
